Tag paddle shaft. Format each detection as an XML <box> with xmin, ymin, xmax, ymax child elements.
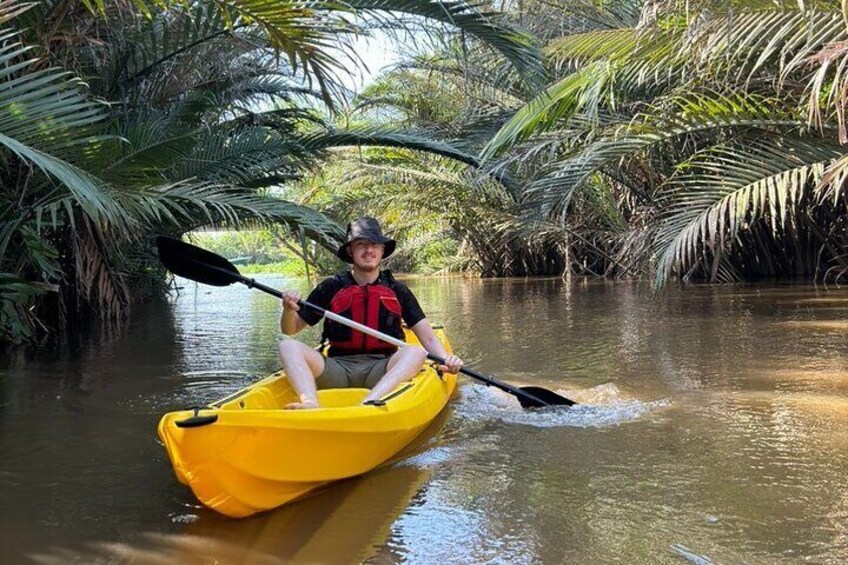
<box><xmin>225</xmin><ymin>269</ymin><xmax>551</xmax><ymax>405</ymax></box>
<box><xmin>298</xmin><ymin>299</ymin><xmax>552</xmax><ymax>405</ymax></box>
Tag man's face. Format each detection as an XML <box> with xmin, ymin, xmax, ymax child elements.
<box><xmin>349</xmin><ymin>239</ymin><xmax>384</xmax><ymax>270</ymax></box>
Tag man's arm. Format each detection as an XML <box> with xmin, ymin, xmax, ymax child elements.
<box><xmin>410</xmin><ymin>319</ymin><xmax>447</xmax><ymax>356</ymax></box>
<box><xmin>281</xmin><ymin>278</ymin><xmax>334</xmax><ymax>335</ymax></box>
<box><xmin>410</xmin><ymin>319</ymin><xmax>463</xmax><ymax>373</ymax></box>
<box><xmin>280</xmin><ymin>291</ymin><xmax>309</xmax><ymax>335</ymax></box>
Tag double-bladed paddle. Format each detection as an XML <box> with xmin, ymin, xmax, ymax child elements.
<box><xmin>155</xmin><ymin>236</ymin><xmax>576</xmax><ymax>409</ymax></box>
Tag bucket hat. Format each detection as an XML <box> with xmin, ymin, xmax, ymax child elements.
<box><xmin>336</xmin><ymin>217</ymin><xmax>396</xmax><ymax>263</ymax></box>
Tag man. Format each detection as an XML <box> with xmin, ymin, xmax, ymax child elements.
<box><xmin>279</xmin><ymin>217</ymin><xmax>463</xmax><ymax>409</ymax></box>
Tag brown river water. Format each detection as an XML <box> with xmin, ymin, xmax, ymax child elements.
<box><xmin>2</xmin><ymin>276</ymin><xmax>848</xmax><ymax>563</ymax></box>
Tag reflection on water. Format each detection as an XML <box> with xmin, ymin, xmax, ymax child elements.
<box><xmin>3</xmin><ymin>279</ymin><xmax>848</xmax><ymax>563</ymax></box>
<box><xmin>27</xmin><ymin>464</ymin><xmax>432</xmax><ymax>565</ymax></box>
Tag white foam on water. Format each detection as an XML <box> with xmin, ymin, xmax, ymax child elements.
<box><xmin>169</xmin><ymin>513</ymin><xmax>199</xmax><ymax>524</ymax></box>
<box><xmin>400</xmin><ymin>445</ymin><xmax>457</xmax><ymax>468</ymax></box>
<box><xmin>454</xmin><ymin>382</ymin><xmax>671</xmax><ymax>428</ymax></box>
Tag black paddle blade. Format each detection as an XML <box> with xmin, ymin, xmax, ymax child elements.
<box><xmin>518</xmin><ymin>386</ymin><xmax>577</xmax><ymax>408</ymax></box>
<box><xmin>156</xmin><ymin>236</ymin><xmax>242</xmax><ymax>287</ymax></box>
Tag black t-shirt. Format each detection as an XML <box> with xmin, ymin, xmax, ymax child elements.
<box><xmin>298</xmin><ymin>271</ymin><xmax>426</xmax><ymax>328</ymax></box>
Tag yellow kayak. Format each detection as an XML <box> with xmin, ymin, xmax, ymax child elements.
<box><xmin>157</xmin><ymin>327</ymin><xmax>457</xmax><ymax>518</ymax></box>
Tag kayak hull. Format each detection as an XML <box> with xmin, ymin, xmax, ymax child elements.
<box><xmin>158</xmin><ymin>328</ymin><xmax>456</xmax><ymax>518</ymax></box>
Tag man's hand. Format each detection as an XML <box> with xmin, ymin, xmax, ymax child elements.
<box><xmin>439</xmin><ymin>354</ymin><xmax>464</xmax><ymax>374</ymax></box>
<box><xmin>281</xmin><ymin>290</ymin><xmax>301</xmax><ymax>312</ymax></box>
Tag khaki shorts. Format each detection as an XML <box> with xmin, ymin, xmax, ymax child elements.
<box><xmin>316</xmin><ymin>354</ymin><xmax>392</xmax><ymax>389</ymax></box>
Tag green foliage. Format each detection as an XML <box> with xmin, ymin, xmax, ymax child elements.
<box><xmin>239</xmin><ymin>261</ymin><xmax>309</xmax><ymax>276</ymax></box>
<box><xmin>323</xmin><ymin>0</ymin><xmax>848</xmax><ymax>285</ymax></box>
<box><xmin>191</xmin><ymin>231</ymin><xmax>292</xmax><ymax>264</ymax></box>
<box><xmin>0</xmin><ymin>273</ymin><xmax>48</xmax><ymax>344</ymax></box>
<box><xmin>1</xmin><ymin>0</ymin><xmax>542</xmax><ymax>343</ymax></box>
<box><xmin>16</xmin><ymin>0</ymin><xmax>848</xmax><ymax>343</ymax></box>
<box><xmin>472</xmin><ymin>0</ymin><xmax>848</xmax><ymax>285</ymax></box>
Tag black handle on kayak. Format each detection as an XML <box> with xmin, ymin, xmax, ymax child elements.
<box><xmin>155</xmin><ymin>236</ymin><xmax>576</xmax><ymax>409</ymax></box>
<box><xmin>175</xmin><ymin>407</ymin><xmax>219</xmax><ymax>428</ymax></box>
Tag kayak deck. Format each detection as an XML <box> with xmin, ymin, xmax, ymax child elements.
<box><xmin>158</xmin><ymin>328</ymin><xmax>456</xmax><ymax>518</ymax></box>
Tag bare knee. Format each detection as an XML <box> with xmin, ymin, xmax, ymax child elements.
<box><xmin>279</xmin><ymin>339</ymin><xmax>308</xmax><ymax>360</ymax></box>
<box><xmin>385</xmin><ymin>346</ymin><xmax>427</xmax><ymax>375</ymax></box>
<box><xmin>279</xmin><ymin>340</ymin><xmax>324</xmax><ymax>376</ymax></box>
<box><xmin>406</xmin><ymin>347</ymin><xmax>427</xmax><ymax>365</ymax></box>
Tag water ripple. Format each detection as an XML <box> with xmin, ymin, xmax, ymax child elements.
<box><xmin>454</xmin><ymin>382</ymin><xmax>671</xmax><ymax>428</ymax></box>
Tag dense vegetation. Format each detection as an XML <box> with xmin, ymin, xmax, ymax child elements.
<box><xmin>325</xmin><ymin>0</ymin><xmax>848</xmax><ymax>283</ymax></box>
<box><xmin>0</xmin><ymin>0</ymin><xmax>541</xmax><ymax>343</ymax></box>
<box><xmin>5</xmin><ymin>0</ymin><xmax>848</xmax><ymax>344</ymax></box>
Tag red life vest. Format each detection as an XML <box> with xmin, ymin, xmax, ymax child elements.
<box><xmin>323</xmin><ymin>272</ymin><xmax>406</xmax><ymax>356</ymax></box>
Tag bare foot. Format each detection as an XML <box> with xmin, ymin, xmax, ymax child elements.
<box><xmin>284</xmin><ymin>399</ymin><xmax>319</xmax><ymax>410</ymax></box>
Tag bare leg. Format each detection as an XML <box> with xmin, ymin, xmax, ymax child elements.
<box><xmin>278</xmin><ymin>340</ymin><xmax>326</xmax><ymax>409</ymax></box>
<box><xmin>362</xmin><ymin>347</ymin><xmax>427</xmax><ymax>403</ymax></box>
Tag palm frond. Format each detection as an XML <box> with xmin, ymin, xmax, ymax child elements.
<box><xmin>0</xmin><ymin>1</ymin><xmax>36</xmax><ymax>24</ymax></box>
<box><xmin>117</xmin><ymin>2</ymin><xmax>231</xmax><ymax>85</ymax></box>
<box><xmin>344</xmin><ymin>0</ymin><xmax>547</xmax><ymax>91</ymax></box>
<box><xmin>0</xmin><ymin>272</ymin><xmax>50</xmax><ymax>343</ymax></box>
<box><xmin>554</xmin><ymin>0</ymin><xmax>643</xmax><ymax>30</ymax></box>
<box><xmin>170</xmin><ymin>126</ymin><xmax>309</xmax><ymax>185</ymax></box>
<box><xmin>481</xmin><ymin>61</ymin><xmax>615</xmax><ymax>160</ymax></box>
<box><xmin>300</xmin><ymin>128</ymin><xmax>481</xmax><ymax>169</ymax></box>
<box><xmin>653</xmin><ymin>135</ymin><xmax>844</xmax><ymax>286</ymax></box>
<box><xmin>71</xmin><ymin>218</ymin><xmax>131</xmax><ymax>319</ymax></box>
<box><xmin>99</xmin><ymin>112</ymin><xmax>198</xmax><ymax>185</ymax></box>
<box><xmin>816</xmin><ymin>152</ymin><xmax>848</xmax><ymax>204</ymax></box>
<box><xmin>521</xmin><ymin>90</ymin><xmax>812</xmax><ymax>218</ymax></box>
<box><xmin>0</xmin><ymin>133</ymin><xmax>118</xmax><ymax>223</ymax></box>
<box><xmin>208</xmin><ymin>0</ymin><xmax>353</xmax><ymax>101</ymax></box>
<box><xmin>0</xmin><ymin>31</ymin><xmax>108</xmax><ymax>158</ymax></box>
<box><xmin>691</xmin><ymin>9</ymin><xmax>846</xmax><ymax>84</ymax></box>
<box><xmin>546</xmin><ymin>28</ymin><xmax>642</xmax><ymax>68</ymax></box>
<box><xmin>127</xmin><ymin>180</ymin><xmax>345</xmax><ymax>249</ymax></box>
